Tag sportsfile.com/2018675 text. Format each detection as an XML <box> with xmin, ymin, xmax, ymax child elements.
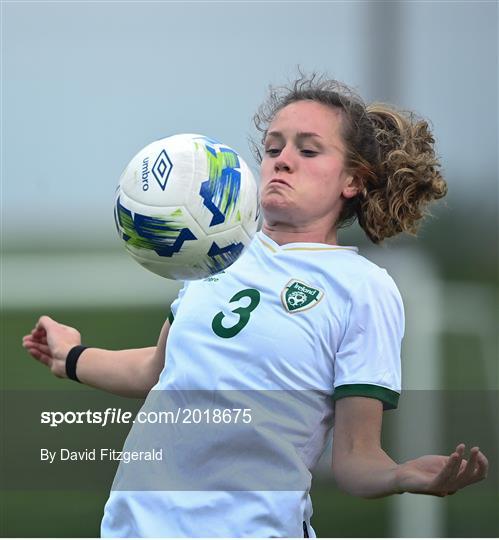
<box><xmin>40</xmin><ymin>407</ymin><xmax>253</xmax><ymax>428</ymax></box>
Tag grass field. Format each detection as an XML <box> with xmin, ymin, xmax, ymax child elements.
<box><xmin>1</xmin><ymin>306</ymin><xmax>497</xmax><ymax>537</ymax></box>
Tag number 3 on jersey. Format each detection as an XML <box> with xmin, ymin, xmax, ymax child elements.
<box><xmin>211</xmin><ymin>288</ymin><xmax>261</xmax><ymax>338</ymax></box>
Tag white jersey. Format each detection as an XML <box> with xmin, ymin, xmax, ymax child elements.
<box><xmin>102</xmin><ymin>231</ymin><xmax>404</xmax><ymax>537</ymax></box>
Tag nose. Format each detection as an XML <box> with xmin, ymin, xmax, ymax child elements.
<box><xmin>273</xmin><ymin>146</ymin><xmax>294</xmax><ymax>173</ymax></box>
<box><xmin>274</xmin><ymin>160</ymin><xmax>291</xmax><ymax>173</ymax></box>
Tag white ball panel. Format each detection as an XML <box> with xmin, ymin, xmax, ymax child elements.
<box><xmin>120</xmin><ymin>135</ymin><xmax>208</xmax><ymax>207</ymax></box>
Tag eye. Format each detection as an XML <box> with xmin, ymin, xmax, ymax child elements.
<box><xmin>265</xmin><ymin>148</ymin><xmax>281</xmax><ymax>156</ymax></box>
<box><xmin>300</xmin><ymin>149</ymin><xmax>318</xmax><ymax>157</ymax></box>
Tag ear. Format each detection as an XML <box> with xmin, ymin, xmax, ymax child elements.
<box><xmin>342</xmin><ymin>175</ymin><xmax>361</xmax><ymax>199</ymax></box>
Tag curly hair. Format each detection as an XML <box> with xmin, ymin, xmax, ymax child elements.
<box><xmin>252</xmin><ymin>74</ymin><xmax>448</xmax><ymax>243</ymax></box>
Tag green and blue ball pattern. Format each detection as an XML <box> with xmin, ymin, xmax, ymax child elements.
<box><xmin>114</xmin><ymin>199</ymin><xmax>196</xmax><ymax>258</ymax></box>
<box><xmin>195</xmin><ymin>136</ymin><xmax>241</xmax><ymax>226</ymax></box>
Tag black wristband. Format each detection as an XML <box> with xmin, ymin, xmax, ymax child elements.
<box><xmin>65</xmin><ymin>345</ymin><xmax>88</xmax><ymax>383</ymax></box>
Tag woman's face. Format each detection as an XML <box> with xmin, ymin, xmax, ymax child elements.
<box><xmin>260</xmin><ymin>100</ymin><xmax>359</xmax><ymax>234</ymax></box>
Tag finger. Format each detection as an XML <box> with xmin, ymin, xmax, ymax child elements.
<box><xmin>28</xmin><ymin>328</ymin><xmax>47</xmax><ymax>343</ymax></box>
<box><xmin>465</xmin><ymin>447</ymin><xmax>480</xmax><ymax>472</ymax></box>
<box><xmin>476</xmin><ymin>452</ymin><xmax>489</xmax><ymax>479</ymax></box>
<box><xmin>435</xmin><ymin>448</ymin><xmax>464</xmax><ymax>487</ymax></box>
<box><xmin>447</xmin><ymin>452</ymin><xmax>464</xmax><ymax>482</ymax></box>
<box><xmin>26</xmin><ymin>348</ymin><xmax>51</xmax><ymax>366</ymax></box>
<box><xmin>36</xmin><ymin>315</ymin><xmax>55</xmax><ymax>331</ymax></box>
<box><xmin>26</xmin><ymin>341</ymin><xmax>51</xmax><ymax>356</ymax></box>
<box><xmin>454</xmin><ymin>444</ymin><xmax>466</xmax><ymax>469</ymax></box>
<box><xmin>22</xmin><ymin>337</ymin><xmax>47</xmax><ymax>350</ymax></box>
<box><xmin>23</xmin><ymin>334</ymin><xmax>48</xmax><ymax>346</ymax></box>
<box><xmin>456</xmin><ymin>447</ymin><xmax>489</xmax><ymax>488</ymax></box>
<box><xmin>458</xmin><ymin>447</ymin><xmax>480</xmax><ymax>483</ymax></box>
<box><xmin>24</xmin><ymin>341</ymin><xmax>44</xmax><ymax>354</ymax></box>
<box><xmin>455</xmin><ymin>443</ymin><xmax>466</xmax><ymax>456</ymax></box>
<box><xmin>23</xmin><ymin>338</ymin><xmax>52</xmax><ymax>358</ymax></box>
<box><xmin>22</xmin><ymin>337</ymin><xmax>37</xmax><ymax>348</ymax></box>
<box><xmin>33</xmin><ymin>325</ymin><xmax>46</xmax><ymax>333</ymax></box>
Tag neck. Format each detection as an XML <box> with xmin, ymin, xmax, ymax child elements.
<box><xmin>261</xmin><ymin>222</ymin><xmax>338</xmax><ymax>246</ymax></box>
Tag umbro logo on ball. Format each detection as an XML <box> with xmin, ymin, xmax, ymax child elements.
<box><xmin>152</xmin><ymin>149</ymin><xmax>173</xmax><ymax>191</ymax></box>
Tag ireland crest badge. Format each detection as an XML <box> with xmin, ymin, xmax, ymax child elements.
<box><xmin>281</xmin><ymin>279</ymin><xmax>324</xmax><ymax>313</ymax></box>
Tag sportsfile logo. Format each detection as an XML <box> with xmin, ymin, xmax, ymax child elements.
<box><xmin>281</xmin><ymin>279</ymin><xmax>324</xmax><ymax>313</ymax></box>
<box><xmin>152</xmin><ymin>149</ymin><xmax>173</xmax><ymax>190</ymax></box>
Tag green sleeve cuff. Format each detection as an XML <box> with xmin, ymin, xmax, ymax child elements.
<box><xmin>168</xmin><ymin>311</ymin><xmax>174</xmax><ymax>324</ymax></box>
<box><xmin>332</xmin><ymin>384</ymin><xmax>400</xmax><ymax>410</ymax></box>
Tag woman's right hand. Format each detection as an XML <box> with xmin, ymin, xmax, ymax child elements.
<box><xmin>22</xmin><ymin>316</ymin><xmax>81</xmax><ymax>378</ymax></box>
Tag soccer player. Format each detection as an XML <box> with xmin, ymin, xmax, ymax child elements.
<box><xmin>23</xmin><ymin>75</ymin><xmax>488</xmax><ymax>537</ymax></box>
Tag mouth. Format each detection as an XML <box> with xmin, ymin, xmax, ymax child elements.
<box><xmin>269</xmin><ymin>178</ymin><xmax>291</xmax><ymax>188</ymax></box>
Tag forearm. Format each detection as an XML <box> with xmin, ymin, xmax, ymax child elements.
<box><xmin>23</xmin><ymin>316</ymin><xmax>168</xmax><ymax>397</ymax></box>
<box><xmin>76</xmin><ymin>347</ymin><xmax>160</xmax><ymax>398</ymax></box>
<box><xmin>332</xmin><ymin>447</ymin><xmax>401</xmax><ymax>499</ymax></box>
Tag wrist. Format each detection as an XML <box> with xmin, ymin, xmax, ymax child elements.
<box><xmin>55</xmin><ymin>342</ymin><xmax>80</xmax><ymax>363</ymax></box>
<box><xmin>393</xmin><ymin>462</ymin><xmax>408</xmax><ymax>495</ymax></box>
<box><xmin>65</xmin><ymin>345</ymin><xmax>88</xmax><ymax>382</ymax></box>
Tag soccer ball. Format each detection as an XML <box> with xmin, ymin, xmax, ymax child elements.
<box><xmin>114</xmin><ymin>134</ymin><xmax>259</xmax><ymax>280</ymax></box>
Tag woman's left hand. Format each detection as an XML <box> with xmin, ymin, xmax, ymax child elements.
<box><xmin>396</xmin><ymin>443</ymin><xmax>489</xmax><ymax>496</ymax></box>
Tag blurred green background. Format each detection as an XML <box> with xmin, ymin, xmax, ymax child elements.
<box><xmin>2</xmin><ymin>218</ymin><xmax>498</xmax><ymax>537</ymax></box>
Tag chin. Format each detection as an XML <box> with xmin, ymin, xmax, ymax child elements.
<box><xmin>260</xmin><ymin>196</ymin><xmax>295</xmax><ymax>224</ymax></box>
<box><xmin>261</xmin><ymin>195</ymin><xmax>287</xmax><ymax>211</ymax></box>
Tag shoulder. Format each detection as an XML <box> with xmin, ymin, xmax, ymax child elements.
<box><xmin>313</xmin><ymin>247</ymin><xmax>402</xmax><ymax>304</ymax></box>
<box><xmin>335</xmin><ymin>255</ymin><xmax>404</xmax><ymax>329</ymax></box>
<box><xmin>341</xmin><ymin>252</ymin><xmax>401</xmax><ymax>297</ymax></box>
